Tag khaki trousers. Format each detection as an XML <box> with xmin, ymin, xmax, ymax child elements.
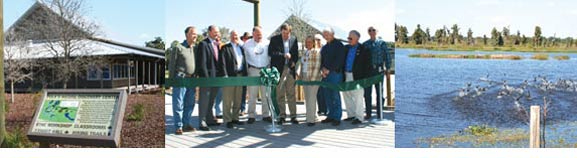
<box><xmin>342</xmin><ymin>72</ymin><xmax>365</xmax><ymax>121</ymax></box>
<box><xmin>302</xmin><ymin>72</ymin><xmax>319</xmax><ymax>123</ymax></box>
<box><xmin>222</xmin><ymin>73</ymin><xmax>244</xmax><ymax>123</ymax></box>
<box><xmin>276</xmin><ymin>66</ymin><xmax>297</xmax><ymax>118</ymax></box>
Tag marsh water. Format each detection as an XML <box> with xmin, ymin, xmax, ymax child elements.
<box><xmin>395</xmin><ymin>48</ymin><xmax>577</xmax><ymax>147</ymax></box>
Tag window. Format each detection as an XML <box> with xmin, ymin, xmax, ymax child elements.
<box><xmin>87</xmin><ymin>64</ymin><xmax>111</xmax><ymax>81</ymax></box>
<box><xmin>112</xmin><ymin>63</ymin><xmax>134</xmax><ymax>80</ymax></box>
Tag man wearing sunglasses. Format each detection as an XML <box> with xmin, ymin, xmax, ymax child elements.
<box><xmin>362</xmin><ymin>26</ymin><xmax>390</xmax><ymax>120</ymax></box>
<box><xmin>342</xmin><ymin>30</ymin><xmax>371</xmax><ymax>125</ymax></box>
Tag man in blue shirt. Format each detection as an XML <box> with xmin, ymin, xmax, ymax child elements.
<box><xmin>343</xmin><ymin>30</ymin><xmax>371</xmax><ymax>125</ymax></box>
<box><xmin>319</xmin><ymin>27</ymin><xmax>346</xmax><ymax>126</ymax></box>
<box><xmin>362</xmin><ymin>26</ymin><xmax>391</xmax><ymax>119</ymax></box>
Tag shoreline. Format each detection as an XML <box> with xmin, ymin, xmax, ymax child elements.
<box><xmin>397</xmin><ymin>45</ymin><xmax>577</xmax><ymax>54</ymax></box>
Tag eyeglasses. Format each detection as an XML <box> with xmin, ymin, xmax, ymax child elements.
<box><xmin>347</xmin><ymin>37</ymin><xmax>352</xmax><ymax>40</ymax></box>
<box><xmin>369</xmin><ymin>29</ymin><xmax>376</xmax><ymax>32</ymax></box>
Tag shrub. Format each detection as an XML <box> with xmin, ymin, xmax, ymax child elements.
<box><xmin>1</xmin><ymin>128</ymin><xmax>35</xmax><ymax>148</ymax></box>
<box><xmin>127</xmin><ymin>103</ymin><xmax>145</xmax><ymax>122</ymax></box>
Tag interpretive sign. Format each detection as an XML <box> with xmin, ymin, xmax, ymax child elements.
<box><xmin>27</xmin><ymin>89</ymin><xmax>127</xmax><ymax>147</ymax></box>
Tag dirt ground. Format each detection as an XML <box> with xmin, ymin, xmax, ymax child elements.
<box><xmin>4</xmin><ymin>91</ymin><xmax>165</xmax><ymax>148</ymax></box>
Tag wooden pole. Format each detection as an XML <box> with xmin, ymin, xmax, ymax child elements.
<box><xmin>386</xmin><ymin>71</ymin><xmax>392</xmax><ymax>107</ymax></box>
<box><xmin>530</xmin><ymin>105</ymin><xmax>540</xmax><ymax>148</ymax></box>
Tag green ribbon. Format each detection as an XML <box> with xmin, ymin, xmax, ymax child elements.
<box><xmin>166</xmin><ymin>76</ymin><xmax>262</xmax><ymax>87</ymax></box>
<box><xmin>166</xmin><ymin>73</ymin><xmax>385</xmax><ymax>91</ymax></box>
<box><xmin>295</xmin><ymin>74</ymin><xmax>385</xmax><ymax>91</ymax></box>
<box><xmin>259</xmin><ymin>67</ymin><xmax>281</xmax><ymax>116</ymax></box>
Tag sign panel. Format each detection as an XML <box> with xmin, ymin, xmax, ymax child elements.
<box><xmin>27</xmin><ymin>89</ymin><xmax>127</xmax><ymax>147</ymax></box>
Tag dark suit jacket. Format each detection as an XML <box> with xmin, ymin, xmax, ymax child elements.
<box><xmin>221</xmin><ymin>43</ymin><xmax>248</xmax><ymax>76</ymax></box>
<box><xmin>344</xmin><ymin>44</ymin><xmax>372</xmax><ymax>80</ymax></box>
<box><xmin>196</xmin><ymin>38</ymin><xmax>226</xmax><ymax>77</ymax></box>
<box><xmin>268</xmin><ymin>34</ymin><xmax>299</xmax><ymax>78</ymax></box>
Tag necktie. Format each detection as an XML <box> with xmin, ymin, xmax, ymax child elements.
<box><xmin>212</xmin><ymin>41</ymin><xmax>219</xmax><ymax>61</ymax></box>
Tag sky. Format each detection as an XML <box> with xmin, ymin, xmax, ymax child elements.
<box><xmin>397</xmin><ymin>0</ymin><xmax>577</xmax><ymax>38</ymax></box>
<box><xmin>4</xmin><ymin>0</ymin><xmax>165</xmax><ymax>46</ymax></box>
<box><xmin>165</xmin><ymin>0</ymin><xmax>395</xmax><ymax>44</ymax></box>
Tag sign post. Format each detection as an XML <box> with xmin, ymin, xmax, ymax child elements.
<box><xmin>27</xmin><ymin>89</ymin><xmax>127</xmax><ymax>147</ymax></box>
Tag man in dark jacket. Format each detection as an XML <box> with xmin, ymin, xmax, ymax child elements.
<box><xmin>196</xmin><ymin>25</ymin><xmax>226</xmax><ymax>131</ymax></box>
<box><xmin>268</xmin><ymin>23</ymin><xmax>299</xmax><ymax>124</ymax></box>
<box><xmin>342</xmin><ymin>30</ymin><xmax>371</xmax><ymax>125</ymax></box>
<box><xmin>319</xmin><ymin>27</ymin><xmax>346</xmax><ymax>126</ymax></box>
<box><xmin>221</xmin><ymin>30</ymin><xmax>248</xmax><ymax>128</ymax></box>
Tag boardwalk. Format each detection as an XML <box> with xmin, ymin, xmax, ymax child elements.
<box><xmin>164</xmin><ymin>94</ymin><xmax>395</xmax><ymax>148</ymax></box>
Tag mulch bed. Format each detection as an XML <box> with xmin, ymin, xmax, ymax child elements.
<box><xmin>4</xmin><ymin>92</ymin><xmax>165</xmax><ymax>148</ymax></box>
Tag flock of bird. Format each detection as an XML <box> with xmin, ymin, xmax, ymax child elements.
<box><xmin>454</xmin><ymin>73</ymin><xmax>577</xmax><ymax>112</ymax></box>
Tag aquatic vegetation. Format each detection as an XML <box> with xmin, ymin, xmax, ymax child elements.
<box><xmin>531</xmin><ymin>54</ymin><xmax>549</xmax><ymax>60</ymax></box>
<box><xmin>554</xmin><ymin>55</ymin><xmax>570</xmax><ymax>60</ymax></box>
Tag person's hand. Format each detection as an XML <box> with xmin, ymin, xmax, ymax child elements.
<box><xmin>284</xmin><ymin>53</ymin><xmax>291</xmax><ymax>60</ymax></box>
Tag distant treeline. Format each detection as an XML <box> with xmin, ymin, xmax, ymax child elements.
<box><xmin>395</xmin><ymin>23</ymin><xmax>577</xmax><ymax>52</ymax></box>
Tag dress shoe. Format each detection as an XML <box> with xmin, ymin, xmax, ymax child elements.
<box><xmin>216</xmin><ymin>115</ymin><xmax>223</xmax><ymax>119</ymax></box>
<box><xmin>232</xmin><ymin>120</ymin><xmax>244</xmax><ymax>125</ymax></box>
<box><xmin>278</xmin><ymin>117</ymin><xmax>286</xmax><ymax>124</ymax></box>
<box><xmin>351</xmin><ymin>119</ymin><xmax>362</xmax><ymax>125</ymax></box>
<box><xmin>262</xmin><ymin>117</ymin><xmax>273</xmax><ymax>123</ymax></box>
<box><xmin>247</xmin><ymin>118</ymin><xmax>256</xmax><ymax>124</ymax></box>
<box><xmin>175</xmin><ymin>128</ymin><xmax>183</xmax><ymax>135</ymax></box>
<box><xmin>207</xmin><ymin>123</ymin><xmax>221</xmax><ymax>126</ymax></box>
<box><xmin>226</xmin><ymin>122</ymin><xmax>234</xmax><ymax>128</ymax></box>
<box><xmin>199</xmin><ymin>126</ymin><xmax>211</xmax><ymax>131</ymax></box>
<box><xmin>183</xmin><ymin>125</ymin><xmax>196</xmax><ymax>132</ymax></box>
<box><xmin>331</xmin><ymin>120</ymin><xmax>341</xmax><ymax>126</ymax></box>
<box><xmin>364</xmin><ymin>115</ymin><xmax>372</xmax><ymax>120</ymax></box>
<box><xmin>343</xmin><ymin>117</ymin><xmax>355</xmax><ymax>121</ymax></box>
<box><xmin>290</xmin><ymin>117</ymin><xmax>299</xmax><ymax>124</ymax></box>
<box><xmin>307</xmin><ymin>122</ymin><xmax>316</xmax><ymax>127</ymax></box>
<box><xmin>321</xmin><ymin>118</ymin><xmax>333</xmax><ymax>123</ymax></box>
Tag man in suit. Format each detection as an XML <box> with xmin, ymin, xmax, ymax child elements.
<box><xmin>168</xmin><ymin>26</ymin><xmax>198</xmax><ymax>135</ymax></box>
<box><xmin>221</xmin><ymin>30</ymin><xmax>248</xmax><ymax>128</ymax></box>
<box><xmin>342</xmin><ymin>30</ymin><xmax>371</xmax><ymax>125</ymax></box>
<box><xmin>196</xmin><ymin>25</ymin><xmax>226</xmax><ymax>131</ymax></box>
<box><xmin>268</xmin><ymin>23</ymin><xmax>299</xmax><ymax>124</ymax></box>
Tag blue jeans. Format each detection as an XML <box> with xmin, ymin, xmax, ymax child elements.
<box><xmin>364</xmin><ymin>82</ymin><xmax>384</xmax><ymax>118</ymax></box>
<box><xmin>172</xmin><ymin>77</ymin><xmax>196</xmax><ymax>129</ymax></box>
<box><xmin>214</xmin><ymin>88</ymin><xmax>223</xmax><ymax>116</ymax></box>
<box><xmin>240</xmin><ymin>86</ymin><xmax>247</xmax><ymax>112</ymax></box>
<box><xmin>323</xmin><ymin>72</ymin><xmax>343</xmax><ymax>120</ymax></box>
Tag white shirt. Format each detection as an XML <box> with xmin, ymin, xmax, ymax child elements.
<box><xmin>243</xmin><ymin>38</ymin><xmax>270</xmax><ymax>68</ymax></box>
<box><xmin>231</xmin><ymin>42</ymin><xmax>244</xmax><ymax>71</ymax></box>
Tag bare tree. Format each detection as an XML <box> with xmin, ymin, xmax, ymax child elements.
<box><xmin>16</xmin><ymin>0</ymin><xmax>100</xmax><ymax>88</ymax></box>
<box><xmin>4</xmin><ymin>34</ymin><xmax>37</xmax><ymax>103</ymax></box>
<box><xmin>285</xmin><ymin>0</ymin><xmax>310</xmax><ymax>22</ymax></box>
<box><xmin>283</xmin><ymin>0</ymin><xmax>317</xmax><ymax>47</ymax></box>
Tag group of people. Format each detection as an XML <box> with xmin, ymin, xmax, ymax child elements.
<box><xmin>168</xmin><ymin>23</ymin><xmax>390</xmax><ymax>135</ymax></box>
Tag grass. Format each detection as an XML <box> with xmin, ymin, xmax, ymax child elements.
<box><xmin>1</xmin><ymin>128</ymin><xmax>36</xmax><ymax>148</ymax></box>
<box><xmin>416</xmin><ymin>125</ymin><xmax>529</xmax><ymax>148</ymax></box>
<box><xmin>127</xmin><ymin>103</ymin><xmax>145</xmax><ymax>122</ymax></box>
<box><xmin>554</xmin><ymin>55</ymin><xmax>570</xmax><ymax>60</ymax></box>
<box><xmin>398</xmin><ymin>43</ymin><xmax>577</xmax><ymax>53</ymax></box>
<box><xmin>466</xmin><ymin>125</ymin><xmax>497</xmax><ymax>136</ymax></box>
<box><xmin>531</xmin><ymin>54</ymin><xmax>549</xmax><ymax>60</ymax></box>
<box><xmin>409</xmin><ymin>53</ymin><xmax>523</xmax><ymax>60</ymax></box>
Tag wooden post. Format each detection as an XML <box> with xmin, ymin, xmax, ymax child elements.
<box><xmin>386</xmin><ymin>71</ymin><xmax>392</xmax><ymax>107</ymax></box>
<box><xmin>127</xmin><ymin>60</ymin><xmax>131</xmax><ymax>94</ymax></box>
<box><xmin>530</xmin><ymin>105</ymin><xmax>540</xmax><ymax>148</ymax></box>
